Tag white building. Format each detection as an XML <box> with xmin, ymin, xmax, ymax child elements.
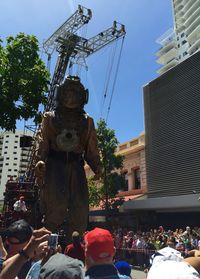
<box><xmin>156</xmin><ymin>0</ymin><xmax>200</xmax><ymax>75</ymax></box>
<box><xmin>0</xmin><ymin>130</ymin><xmax>33</xmax><ymax>202</ymax></box>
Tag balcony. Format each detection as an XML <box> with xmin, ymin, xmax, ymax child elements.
<box><xmin>188</xmin><ymin>37</ymin><xmax>200</xmax><ymax>55</ymax></box>
<box><xmin>186</xmin><ymin>22</ymin><xmax>200</xmax><ymax>43</ymax></box>
<box><xmin>157</xmin><ymin>58</ymin><xmax>179</xmax><ymax>75</ymax></box>
<box><xmin>184</xmin><ymin>6</ymin><xmax>200</xmax><ymax>28</ymax></box>
<box><xmin>174</xmin><ymin>2</ymin><xmax>184</xmax><ymax>13</ymax></box>
<box><xmin>174</xmin><ymin>0</ymin><xmax>183</xmax><ymax>4</ymax></box>
<box><xmin>156</xmin><ymin>47</ymin><xmax>177</xmax><ymax>65</ymax></box>
<box><xmin>156</xmin><ymin>40</ymin><xmax>177</xmax><ymax>57</ymax></box>
<box><xmin>184</xmin><ymin>0</ymin><xmax>200</xmax><ymax>19</ymax></box>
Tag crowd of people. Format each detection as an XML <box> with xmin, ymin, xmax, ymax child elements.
<box><xmin>0</xmin><ymin>219</ymin><xmax>200</xmax><ymax>278</ymax></box>
<box><xmin>113</xmin><ymin>225</ymin><xmax>200</xmax><ymax>267</ymax></box>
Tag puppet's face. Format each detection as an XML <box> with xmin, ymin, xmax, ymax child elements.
<box><xmin>60</xmin><ymin>85</ymin><xmax>84</xmax><ymax>109</ymax></box>
<box><xmin>57</xmin><ymin>77</ymin><xmax>88</xmax><ymax>109</ymax></box>
<box><xmin>56</xmin><ymin>129</ymin><xmax>79</xmax><ymax>152</ymax></box>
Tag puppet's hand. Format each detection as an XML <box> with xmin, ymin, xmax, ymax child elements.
<box><xmin>35</xmin><ymin>161</ymin><xmax>46</xmax><ymax>188</ymax></box>
<box><xmin>93</xmin><ymin>166</ymin><xmax>102</xmax><ymax>181</ymax></box>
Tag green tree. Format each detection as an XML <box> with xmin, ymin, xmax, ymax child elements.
<box><xmin>0</xmin><ymin>32</ymin><xmax>50</xmax><ymax>131</ymax></box>
<box><xmin>88</xmin><ymin>118</ymin><xmax>126</xmax><ymax>210</ymax></box>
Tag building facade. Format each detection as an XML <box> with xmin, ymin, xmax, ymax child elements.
<box><xmin>156</xmin><ymin>0</ymin><xmax>200</xmax><ymax>75</ymax></box>
<box><xmin>115</xmin><ymin>132</ymin><xmax>147</xmax><ymax>197</ymax></box>
<box><xmin>121</xmin><ymin>51</ymin><xmax>200</xmax><ymax>229</ymax></box>
<box><xmin>0</xmin><ymin>130</ymin><xmax>33</xmax><ymax>202</ymax></box>
<box><xmin>85</xmin><ymin>132</ymin><xmax>147</xmax><ymax>198</ymax></box>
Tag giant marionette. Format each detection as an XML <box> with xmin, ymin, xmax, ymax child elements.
<box><xmin>35</xmin><ymin>76</ymin><xmax>101</xmax><ymax>238</ymax></box>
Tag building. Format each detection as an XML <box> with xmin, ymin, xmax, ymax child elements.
<box><xmin>121</xmin><ymin>51</ymin><xmax>200</xmax><ymax>229</ymax></box>
<box><xmin>85</xmin><ymin>132</ymin><xmax>147</xmax><ymax>197</ymax></box>
<box><xmin>86</xmin><ymin>132</ymin><xmax>147</xmax><ymax>228</ymax></box>
<box><xmin>0</xmin><ymin>130</ymin><xmax>33</xmax><ymax>202</ymax></box>
<box><xmin>156</xmin><ymin>0</ymin><xmax>200</xmax><ymax>75</ymax></box>
<box><xmin>115</xmin><ymin>132</ymin><xmax>147</xmax><ymax>197</ymax></box>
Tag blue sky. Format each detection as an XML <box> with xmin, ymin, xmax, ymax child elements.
<box><xmin>0</xmin><ymin>0</ymin><xmax>173</xmax><ymax>143</ymax></box>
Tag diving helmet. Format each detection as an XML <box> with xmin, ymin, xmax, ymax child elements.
<box><xmin>56</xmin><ymin>75</ymin><xmax>89</xmax><ymax>109</ymax></box>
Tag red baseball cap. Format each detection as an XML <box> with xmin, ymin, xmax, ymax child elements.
<box><xmin>84</xmin><ymin>228</ymin><xmax>114</xmax><ymax>261</ymax></box>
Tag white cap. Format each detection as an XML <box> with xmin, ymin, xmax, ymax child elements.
<box><xmin>147</xmin><ymin>261</ymin><xmax>200</xmax><ymax>279</ymax></box>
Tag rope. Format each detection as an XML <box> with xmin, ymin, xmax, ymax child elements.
<box><xmin>100</xmin><ymin>41</ymin><xmax>118</xmax><ymax>117</ymax></box>
<box><xmin>106</xmin><ymin>36</ymin><xmax>125</xmax><ymax>123</ymax></box>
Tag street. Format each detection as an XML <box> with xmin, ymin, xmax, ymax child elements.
<box><xmin>131</xmin><ymin>268</ymin><xmax>146</xmax><ymax>279</ymax></box>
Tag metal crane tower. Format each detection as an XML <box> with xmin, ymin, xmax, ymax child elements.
<box><xmin>43</xmin><ymin>5</ymin><xmax>126</xmax><ymax>111</ymax></box>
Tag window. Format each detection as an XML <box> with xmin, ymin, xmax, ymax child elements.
<box><xmin>5</xmin><ymin>146</ymin><xmax>8</xmax><ymax>149</ymax></box>
<box><xmin>6</xmin><ymin>135</ymin><xmax>9</xmax><ymax>138</ymax></box>
<box><xmin>181</xmin><ymin>32</ymin><xmax>184</xmax><ymax>38</ymax></box>
<box><xmin>14</xmin><ymin>141</ymin><xmax>18</xmax><ymax>143</ymax></box>
<box><xmin>14</xmin><ymin>158</ymin><xmax>18</xmax><ymax>160</ymax></box>
<box><xmin>13</xmin><ymin>163</ymin><xmax>17</xmax><ymax>166</ymax></box>
<box><xmin>134</xmin><ymin>168</ymin><xmax>141</xmax><ymax>189</ymax></box>
<box><xmin>124</xmin><ymin>172</ymin><xmax>129</xmax><ymax>191</ymax></box>
<box><xmin>178</xmin><ymin>44</ymin><xmax>180</xmax><ymax>48</ymax></box>
<box><xmin>14</xmin><ymin>146</ymin><xmax>17</xmax><ymax>149</ymax></box>
<box><xmin>5</xmin><ymin>141</ymin><xmax>8</xmax><ymax>143</ymax></box>
<box><xmin>14</xmin><ymin>169</ymin><xmax>18</xmax><ymax>172</ymax></box>
<box><xmin>4</xmin><ymin>152</ymin><xmax>7</xmax><ymax>154</ymax></box>
<box><xmin>13</xmin><ymin>152</ymin><xmax>17</xmax><ymax>154</ymax></box>
<box><xmin>183</xmin><ymin>51</ymin><xmax>187</xmax><ymax>57</ymax></box>
<box><xmin>8</xmin><ymin>169</ymin><xmax>12</xmax><ymax>171</ymax></box>
<box><xmin>182</xmin><ymin>40</ymin><xmax>187</xmax><ymax>45</ymax></box>
<box><xmin>5</xmin><ymin>163</ymin><xmax>9</xmax><ymax>166</ymax></box>
<box><xmin>15</xmin><ymin>135</ymin><xmax>19</xmax><ymax>138</ymax></box>
<box><xmin>6</xmin><ymin>157</ymin><xmax>9</xmax><ymax>160</ymax></box>
<box><xmin>177</xmin><ymin>36</ymin><xmax>179</xmax><ymax>41</ymax></box>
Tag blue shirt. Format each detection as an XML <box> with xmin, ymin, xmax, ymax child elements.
<box><xmin>84</xmin><ymin>264</ymin><xmax>131</xmax><ymax>279</ymax></box>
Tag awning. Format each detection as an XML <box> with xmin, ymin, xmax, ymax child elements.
<box><xmin>119</xmin><ymin>193</ymin><xmax>200</xmax><ymax>213</ymax></box>
<box><xmin>89</xmin><ymin>194</ymin><xmax>144</xmax><ymax>215</ymax></box>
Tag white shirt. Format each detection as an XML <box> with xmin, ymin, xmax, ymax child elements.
<box><xmin>13</xmin><ymin>200</ymin><xmax>27</xmax><ymax>212</ymax></box>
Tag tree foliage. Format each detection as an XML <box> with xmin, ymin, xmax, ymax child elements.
<box><xmin>88</xmin><ymin>118</ymin><xmax>126</xmax><ymax>210</ymax></box>
<box><xmin>0</xmin><ymin>32</ymin><xmax>50</xmax><ymax>131</ymax></box>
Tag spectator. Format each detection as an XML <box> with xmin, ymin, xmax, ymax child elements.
<box><xmin>13</xmin><ymin>196</ymin><xmax>27</xmax><ymax>213</ymax></box>
<box><xmin>39</xmin><ymin>253</ymin><xmax>84</xmax><ymax>279</ymax></box>
<box><xmin>1</xmin><ymin>219</ymin><xmax>33</xmax><ymax>279</ymax></box>
<box><xmin>0</xmin><ymin>236</ymin><xmax>7</xmax><ymax>260</ymax></box>
<box><xmin>64</xmin><ymin>231</ymin><xmax>85</xmax><ymax>263</ymax></box>
<box><xmin>84</xmin><ymin>227</ymin><xmax>131</xmax><ymax>278</ymax></box>
<box><xmin>2</xmin><ymin>219</ymin><xmax>33</xmax><ymax>258</ymax></box>
<box><xmin>147</xmin><ymin>248</ymin><xmax>200</xmax><ymax>279</ymax></box>
<box><xmin>0</xmin><ymin>227</ymin><xmax>50</xmax><ymax>279</ymax></box>
<box><xmin>115</xmin><ymin>260</ymin><xmax>132</xmax><ymax>278</ymax></box>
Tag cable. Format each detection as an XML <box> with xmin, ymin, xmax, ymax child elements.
<box><xmin>106</xmin><ymin>36</ymin><xmax>125</xmax><ymax>123</ymax></box>
<box><xmin>100</xmin><ymin>41</ymin><xmax>118</xmax><ymax>117</ymax></box>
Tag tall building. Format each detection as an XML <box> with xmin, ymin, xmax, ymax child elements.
<box><xmin>121</xmin><ymin>51</ymin><xmax>200</xmax><ymax>229</ymax></box>
<box><xmin>0</xmin><ymin>130</ymin><xmax>33</xmax><ymax>202</ymax></box>
<box><xmin>156</xmin><ymin>0</ymin><xmax>200</xmax><ymax>75</ymax></box>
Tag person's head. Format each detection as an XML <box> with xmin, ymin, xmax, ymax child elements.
<box><xmin>167</xmin><ymin>236</ymin><xmax>177</xmax><ymax>249</ymax></box>
<box><xmin>56</xmin><ymin>75</ymin><xmax>88</xmax><ymax>109</ymax></box>
<box><xmin>186</xmin><ymin>226</ymin><xmax>191</xmax><ymax>232</ymax></box>
<box><xmin>72</xmin><ymin>231</ymin><xmax>81</xmax><ymax>244</ymax></box>
<box><xmin>40</xmin><ymin>253</ymin><xmax>84</xmax><ymax>279</ymax></box>
<box><xmin>19</xmin><ymin>196</ymin><xmax>24</xmax><ymax>201</ymax></box>
<box><xmin>115</xmin><ymin>260</ymin><xmax>132</xmax><ymax>277</ymax></box>
<box><xmin>2</xmin><ymin>219</ymin><xmax>33</xmax><ymax>257</ymax></box>
<box><xmin>84</xmin><ymin>227</ymin><xmax>115</xmax><ymax>269</ymax></box>
<box><xmin>147</xmin><ymin>260</ymin><xmax>200</xmax><ymax>279</ymax></box>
